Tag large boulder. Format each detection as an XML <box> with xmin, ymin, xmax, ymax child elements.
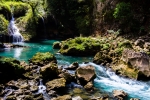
<box><xmin>112</xmin><ymin>49</ymin><xmax>150</xmax><ymax>80</ymax></box>
<box><xmin>29</xmin><ymin>52</ymin><xmax>57</xmax><ymax>66</ymax></box>
<box><xmin>56</xmin><ymin>37</ymin><xmax>102</xmax><ymax>56</ymax></box>
<box><xmin>0</xmin><ymin>56</ymin><xmax>25</xmax><ymax>80</ymax></box>
<box><xmin>40</xmin><ymin>62</ymin><xmax>59</xmax><ymax>81</ymax></box>
<box><xmin>75</xmin><ymin>65</ymin><xmax>96</xmax><ymax>86</ymax></box>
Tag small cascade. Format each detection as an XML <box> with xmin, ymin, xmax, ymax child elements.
<box><xmin>8</xmin><ymin>16</ymin><xmax>24</xmax><ymax>43</ymax></box>
<box><xmin>37</xmin><ymin>79</ymin><xmax>51</xmax><ymax>100</ymax></box>
<box><xmin>84</xmin><ymin>62</ymin><xmax>150</xmax><ymax>100</ymax></box>
<box><xmin>3</xmin><ymin>87</ymin><xmax>14</xmax><ymax>100</ymax></box>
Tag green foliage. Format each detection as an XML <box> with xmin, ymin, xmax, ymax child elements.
<box><xmin>113</xmin><ymin>2</ymin><xmax>132</xmax><ymax>20</ymax></box>
<box><xmin>0</xmin><ymin>15</ymin><xmax>8</xmax><ymax>34</ymax></box>
<box><xmin>47</xmin><ymin>0</ymin><xmax>93</xmax><ymax>35</ymax></box>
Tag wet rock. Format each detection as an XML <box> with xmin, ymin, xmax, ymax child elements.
<box><xmin>72</xmin><ymin>96</ymin><xmax>83</xmax><ymax>100</ymax></box>
<box><xmin>93</xmin><ymin>51</ymin><xmax>112</xmax><ymax>65</ymax></box>
<box><xmin>84</xmin><ymin>81</ymin><xmax>94</xmax><ymax>91</ymax></box>
<box><xmin>75</xmin><ymin>65</ymin><xmax>96</xmax><ymax>86</ymax></box>
<box><xmin>51</xmin><ymin>95</ymin><xmax>72</xmax><ymax>100</ymax></box>
<box><xmin>40</xmin><ymin>62</ymin><xmax>59</xmax><ymax>80</ymax></box>
<box><xmin>30</xmin><ymin>85</ymin><xmax>38</xmax><ymax>92</ymax></box>
<box><xmin>46</xmin><ymin>78</ymin><xmax>66</xmax><ymax>90</ymax></box>
<box><xmin>112</xmin><ymin>90</ymin><xmax>127</xmax><ymax>100</ymax></box>
<box><xmin>130</xmin><ymin>98</ymin><xmax>140</xmax><ymax>100</ymax></box>
<box><xmin>53</xmin><ymin>41</ymin><xmax>61</xmax><ymax>49</ymax></box>
<box><xmin>65</xmin><ymin>62</ymin><xmax>79</xmax><ymax>70</ymax></box>
<box><xmin>121</xmin><ymin>49</ymin><xmax>150</xmax><ymax>79</ymax></box>
<box><xmin>58</xmin><ymin>71</ymin><xmax>76</xmax><ymax>83</ymax></box>
<box><xmin>29</xmin><ymin>52</ymin><xmax>57</xmax><ymax>66</ymax></box>
<box><xmin>5</xmin><ymin>95</ymin><xmax>17</xmax><ymax>100</ymax></box>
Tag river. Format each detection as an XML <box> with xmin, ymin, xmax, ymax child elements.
<box><xmin>0</xmin><ymin>40</ymin><xmax>149</xmax><ymax>100</ymax></box>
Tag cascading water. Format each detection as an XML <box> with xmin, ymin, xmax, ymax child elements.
<box><xmin>82</xmin><ymin>62</ymin><xmax>150</xmax><ymax>100</ymax></box>
<box><xmin>8</xmin><ymin>16</ymin><xmax>24</xmax><ymax>43</ymax></box>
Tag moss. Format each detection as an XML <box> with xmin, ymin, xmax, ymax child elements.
<box><xmin>29</xmin><ymin>52</ymin><xmax>57</xmax><ymax>65</ymax></box>
<box><xmin>112</xmin><ymin>63</ymin><xmax>138</xmax><ymax>79</ymax></box>
<box><xmin>0</xmin><ymin>56</ymin><xmax>25</xmax><ymax>79</ymax></box>
<box><xmin>58</xmin><ymin>37</ymin><xmax>101</xmax><ymax>56</ymax></box>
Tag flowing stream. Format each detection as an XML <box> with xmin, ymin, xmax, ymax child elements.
<box><xmin>0</xmin><ymin>40</ymin><xmax>150</xmax><ymax>100</ymax></box>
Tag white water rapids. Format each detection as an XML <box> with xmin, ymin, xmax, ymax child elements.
<box><xmin>80</xmin><ymin>62</ymin><xmax>150</xmax><ymax>100</ymax></box>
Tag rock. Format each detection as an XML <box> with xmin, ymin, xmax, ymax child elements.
<box><xmin>40</xmin><ymin>62</ymin><xmax>59</xmax><ymax>80</ymax></box>
<box><xmin>93</xmin><ymin>51</ymin><xmax>112</xmax><ymax>65</ymax></box>
<box><xmin>72</xmin><ymin>96</ymin><xmax>83</xmax><ymax>100</ymax></box>
<box><xmin>121</xmin><ymin>49</ymin><xmax>150</xmax><ymax>79</ymax></box>
<box><xmin>65</xmin><ymin>62</ymin><xmax>79</xmax><ymax>70</ymax></box>
<box><xmin>5</xmin><ymin>95</ymin><xmax>17</xmax><ymax>100</ymax></box>
<box><xmin>130</xmin><ymin>98</ymin><xmax>140</xmax><ymax>100</ymax></box>
<box><xmin>58</xmin><ymin>71</ymin><xmax>75</xmax><ymax>83</ymax></box>
<box><xmin>84</xmin><ymin>81</ymin><xmax>94</xmax><ymax>91</ymax></box>
<box><xmin>58</xmin><ymin>37</ymin><xmax>101</xmax><ymax>56</ymax></box>
<box><xmin>134</xmin><ymin>39</ymin><xmax>145</xmax><ymax>48</ymax></box>
<box><xmin>112</xmin><ymin>90</ymin><xmax>127</xmax><ymax>100</ymax></box>
<box><xmin>29</xmin><ymin>52</ymin><xmax>57</xmax><ymax>66</ymax></box>
<box><xmin>51</xmin><ymin>95</ymin><xmax>72</xmax><ymax>100</ymax></box>
<box><xmin>0</xmin><ymin>56</ymin><xmax>25</xmax><ymax>81</ymax></box>
<box><xmin>53</xmin><ymin>41</ymin><xmax>61</xmax><ymax>49</ymax></box>
<box><xmin>46</xmin><ymin>78</ymin><xmax>66</xmax><ymax>90</ymax></box>
<box><xmin>75</xmin><ymin>65</ymin><xmax>96</xmax><ymax>86</ymax></box>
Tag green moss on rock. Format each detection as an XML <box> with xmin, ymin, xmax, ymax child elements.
<box><xmin>57</xmin><ymin>37</ymin><xmax>101</xmax><ymax>56</ymax></box>
<box><xmin>0</xmin><ymin>56</ymin><xmax>25</xmax><ymax>79</ymax></box>
<box><xmin>29</xmin><ymin>52</ymin><xmax>57</xmax><ymax>66</ymax></box>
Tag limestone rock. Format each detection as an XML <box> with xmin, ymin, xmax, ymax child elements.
<box><xmin>65</xmin><ymin>62</ymin><xmax>79</xmax><ymax>70</ymax></box>
<box><xmin>46</xmin><ymin>78</ymin><xmax>66</xmax><ymax>90</ymax></box>
<box><xmin>113</xmin><ymin>90</ymin><xmax>127</xmax><ymax>100</ymax></box>
<box><xmin>75</xmin><ymin>65</ymin><xmax>96</xmax><ymax>86</ymax></box>
<box><xmin>40</xmin><ymin>63</ymin><xmax>59</xmax><ymax>80</ymax></box>
<box><xmin>121</xmin><ymin>49</ymin><xmax>150</xmax><ymax>78</ymax></box>
<box><xmin>51</xmin><ymin>95</ymin><xmax>72</xmax><ymax>100</ymax></box>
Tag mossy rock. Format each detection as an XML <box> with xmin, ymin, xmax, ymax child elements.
<box><xmin>29</xmin><ymin>52</ymin><xmax>57</xmax><ymax>66</ymax></box>
<box><xmin>58</xmin><ymin>37</ymin><xmax>101</xmax><ymax>56</ymax></box>
<box><xmin>0</xmin><ymin>56</ymin><xmax>25</xmax><ymax>80</ymax></box>
<box><xmin>40</xmin><ymin>62</ymin><xmax>59</xmax><ymax>80</ymax></box>
<box><xmin>112</xmin><ymin>63</ymin><xmax>139</xmax><ymax>79</ymax></box>
<box><xmin>46</xmin><ymin>78</ymin><xmax>66</xmax><ymax>90</ymax></box>
<box><xmin>53</xmin><ymin>41</ymin><xmax>61</xmax><ymax>49</ymax></box>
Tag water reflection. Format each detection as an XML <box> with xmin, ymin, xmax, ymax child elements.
<box><xmin>14</xmin><ymin>48</ymin><xmax>23</xmax><ymax>59</ymax></box>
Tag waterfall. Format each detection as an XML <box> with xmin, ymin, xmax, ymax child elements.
<box><xmin>37</xmin><ymin>79</ymin><xmax>51</xmax><ymax>100</ymax></box>
<box><xmin>8</xmin><ymin>16</ymin><xmax>24</xmax><ymax>43</ymax></box>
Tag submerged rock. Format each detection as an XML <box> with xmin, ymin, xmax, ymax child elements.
<box><xmin>75</xmin><ymin>65</ymin><xmax>96</xmax><ymax>86</ymax></box>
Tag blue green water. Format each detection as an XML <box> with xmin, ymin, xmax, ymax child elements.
<box><xmin>0</xmin><ymin>40</ymin><xmax>150</xmax><ymax>100</ymax></box>
<box><xmin>0</xmin><ymin>40</ymin><xmax>93</xmax><ymax>65</ymax></box>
